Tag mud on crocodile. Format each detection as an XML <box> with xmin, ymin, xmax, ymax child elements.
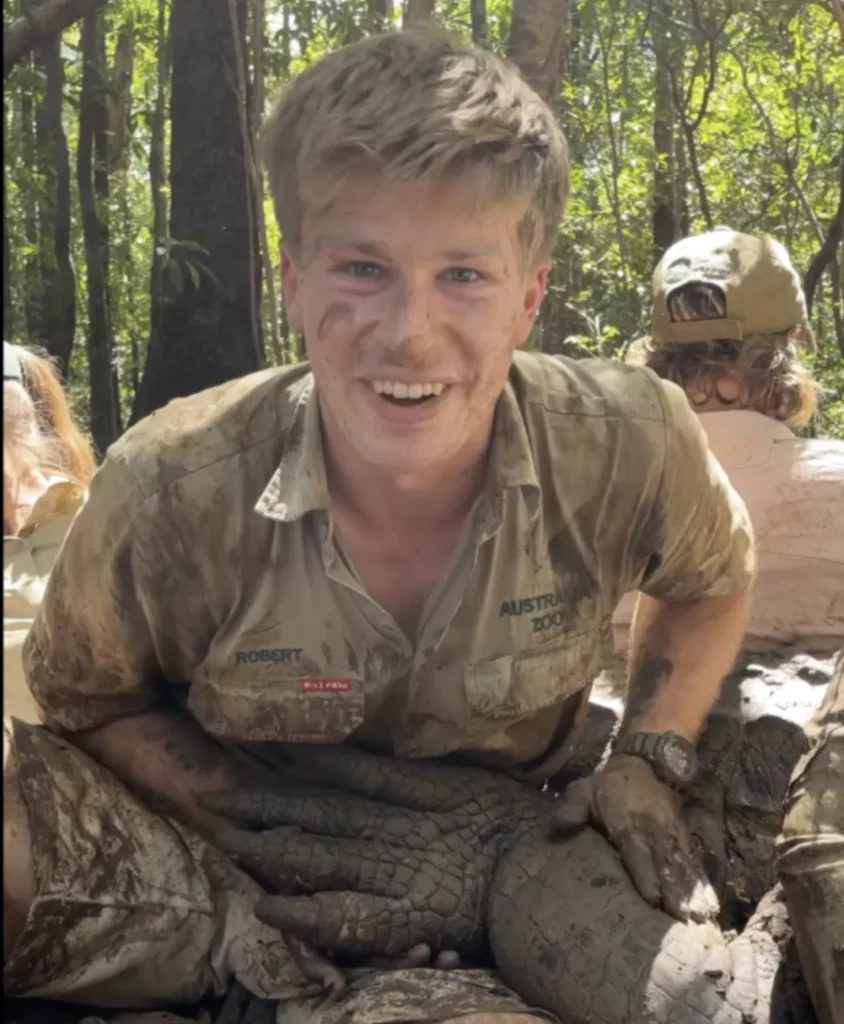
<box><xmin>5</xmin><ymin>650</ymin><xmax>831</xmax><ymax>1024</ymax></box>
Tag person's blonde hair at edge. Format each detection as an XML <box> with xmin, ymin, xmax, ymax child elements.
<box><xmin>4</xmin><ymin>347</ymin><xmax>96</xmax><ymax>494</ymax></box>
<box><xmin>260</xmin><ymin>28</ymin><xmax>570</xmax><ymax>271</ymax></box>
<box><xmin>626</xmin><ymin>282</ymin><xmax>821</xmax><ymax>429</ymax></box>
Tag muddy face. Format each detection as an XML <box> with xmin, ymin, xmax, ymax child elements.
<box><xmin>280</xmin><ymin>172</ymin><xmax>550</xmax><ymax>480</ymax></box>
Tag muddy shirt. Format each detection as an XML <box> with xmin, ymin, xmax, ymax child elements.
<box><xmin>5</xmin><ymin>479</ymin><xmax>86</xmax><ymax>723</ymax></box>
<box><xmin>23</xmin><ymin>353</ymin><xmax>753</xmax><ymax>780</ymax></box>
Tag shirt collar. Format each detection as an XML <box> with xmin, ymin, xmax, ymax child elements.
<box><xmin>255</xmin><ymin>375</ymin><xmax>330</xmax><ymax>523</ymax></box>
<box><xmin>254</xmin><ymin>370</ymin><xmax>541</xmax><ymax>526</ymax></box>
<box><xmin>481</xmin><ymin>376</ymin><xmax>541</xmax><ymax>530</ymax></box>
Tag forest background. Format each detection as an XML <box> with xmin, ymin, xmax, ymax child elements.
<box><xmin>4</xmin><ymin>0</ymin><xmax>843</xmax><ymax>458</ymax></box>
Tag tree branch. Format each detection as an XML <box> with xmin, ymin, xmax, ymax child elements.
<box><xmin>729</xmin><ymin>46</ymin><xmax>825</xmax><ymax>245</ymax></box>
<box><xmin>803</xmin><ymin>153</ymin><xmax>844</xmax><ymax>318</ymax></box>
<box><xmin>831</xmin><ymin>0</ymin><xmax>844</xmax><ymax>48</ymax></box>
<box><xmin>4</xmin><ymin>0</ymin><xmax>109</xmax><ymax>76</ymax></box>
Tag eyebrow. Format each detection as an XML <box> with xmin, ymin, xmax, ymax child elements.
<box><xmin>313</xmin><ymin>236</ymin><xmax>502</xmax><ymax>262</ymax></box>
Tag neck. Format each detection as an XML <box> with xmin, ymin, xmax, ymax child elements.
<box><xmin>322</xmin><ymin>412</ymin><xmax>492</xmax><ymax>533</ymax></box>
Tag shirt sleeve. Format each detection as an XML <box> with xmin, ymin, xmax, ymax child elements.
<box><xmin>635</xmin><ymin>378</ymin><xmax>756</xmax><ymax>603</ymax></box>
<box><xmin>22</xmin><ymin>453</ymin><xmax>162</xmax><ymax>733</ymax></box>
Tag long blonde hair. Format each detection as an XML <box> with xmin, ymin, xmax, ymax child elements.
<box><xmin>4</xmin><ymin>347</ymin><xmax>96</xmax><ymax>493</ymax></box>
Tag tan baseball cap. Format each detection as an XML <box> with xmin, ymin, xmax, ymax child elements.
<box><xmin>651</xmin><ymin>228</ymin><xmax>815</xmax><ymax>352</ymax></box>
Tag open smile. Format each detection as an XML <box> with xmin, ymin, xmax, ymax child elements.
<box><xmin>369</xmin><ymin>379</ymin><xmax>448</xmax><ymax>407</ymax></box>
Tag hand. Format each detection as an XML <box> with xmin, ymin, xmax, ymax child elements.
<box><xmin>200</xmin><ymin>744</ymin><xmax>540</xmax><ymax>961</ymax></box>
<box><xmin>552</xmin><ymin>754</ymin><xmax>719</xmax><ymax>922</ymax></box>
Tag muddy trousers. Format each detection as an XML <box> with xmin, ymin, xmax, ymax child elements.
<box><xmin>776</xmin><ymin>653</ymin><xmax>844</xmax><ymax>1024</ymax></box>
<box><xmin>2</xmin><ymin>718</ymin><xmax>549</xmax><ymax>1022</ymax></box>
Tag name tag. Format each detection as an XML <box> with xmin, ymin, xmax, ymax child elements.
<box><xmin>300</xmin><ymin>678</ymin><xmax>353</xmax><ymax>693</ymax></box>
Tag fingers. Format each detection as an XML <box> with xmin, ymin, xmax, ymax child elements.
<box><xmin>655</xmin><ymin>845</ymin><xmax>720</xmax><ymax>923</ymax></box>
<box><xmin>256</xmin><ymin>891</ymin><xmax>427</xmax><ymax>957</ymax></box>
<box><xmin>434</xmin><ymin>949</ymin><xmax>462</xmax><ymax>970</ymax></box>
<box><xmin>614</xmin><ymin>829</ymin><xmax>662</xmax><ymax>907</ymax></box>
<box><xmin>369</xmin><ymin>943</ymin><xmax>433</xmax><ymax>970</ymax></box>
<box><xmin>610</xmin><ymin>818</ymin><xmax>719</xmax><ymax>922</ymax></box>
<box><xmin>203</xmin><ymin>788</ymin><xmax>434</xmax><ymax>844</ymax></box>
<box><xmin>550</xmin><ymin>776</ymin><xmax>594</xmax><ymax>836</ymax></box>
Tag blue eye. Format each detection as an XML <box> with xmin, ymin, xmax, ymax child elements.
<box><xmin>445</xmin><ymin>267</ymin><xmax>482</xmax><ymax>283</ymax></box>
<box><xmin>341</xmin><ymin>261</ymin><xmax>383</xmax><ymax>278</ymax></box>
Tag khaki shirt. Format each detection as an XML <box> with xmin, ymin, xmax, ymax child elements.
<box><xmin>5</xmin><ymin>479</ymin><xmax>86</xmax><ymax>722</ymax></box>
<box><xmin>614</xmin><ymin>411</ymin><xmax>844</xmax><ymax>651</ymax></box>
<box><xmin>23</xmin><ymin>354</ymin><xmax>753</xmax><ymax>780</ymax></box>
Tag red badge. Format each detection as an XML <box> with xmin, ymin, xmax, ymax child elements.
<box><xmin>300</xmin><ymin>678</ymin><xmax>353</xmax><ymax>693</ymax></box>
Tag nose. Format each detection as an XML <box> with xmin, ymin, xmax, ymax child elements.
<box><xmin>382</xmin><ymin>278</ymin><xmax>438</xmax><ymax>362</ymax></box>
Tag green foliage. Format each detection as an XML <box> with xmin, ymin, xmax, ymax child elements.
<box><xmin>3</xmin><ymin>0</ymin><xmax>842</xmax><ymax>438</ymax></box>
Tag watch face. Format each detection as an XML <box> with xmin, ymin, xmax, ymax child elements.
<box><xmin>662</xmin><ymin>737</ymin><xmax>696</xmax><ymax>782</ymax></box>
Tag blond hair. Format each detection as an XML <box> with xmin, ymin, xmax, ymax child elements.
<box><xmin>628</xmin><ymin>283</ymin><xmax>820</xmax><ymax>428</ymax></box>
<box><xmin>4</xmin><ymin>348</ymin><xmax>96</xmax><ymax>489</ymax></box>
<box><xmin>261</xmin><ymin>28</ymin><xmax>569</xmax><ymax>268</ymax></box>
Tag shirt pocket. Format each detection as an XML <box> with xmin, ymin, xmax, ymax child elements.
<box><xmin>464</xmin><ymin>627</ymin><xmax>606</xmax><ymax>720</ymax></box>
<box><xmin>188</xmin><ymin>665</ymin><xmax>366</xmax><ymax>743</ymax></box>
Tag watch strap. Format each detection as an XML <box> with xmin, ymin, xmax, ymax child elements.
<box><xmin>616</xmin><ymin>730</ymin><xmax>662</xmax><ymax>761</ymax></box>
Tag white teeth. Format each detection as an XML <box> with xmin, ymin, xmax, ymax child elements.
<box><xmin>370</xmin><ymin>380</ymin><xmax>447</xmax><ymax>399</ymax></box>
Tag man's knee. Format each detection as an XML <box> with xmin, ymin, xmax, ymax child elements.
<box><xmin>438</xmin><ymin>1016</ymin><xmax>550</xmax><ymax>1024</ymax></box>
<box><xmin>3</xmin><ymin>719</ymin><xmax>37</xmax><ymax>956</ymax></box>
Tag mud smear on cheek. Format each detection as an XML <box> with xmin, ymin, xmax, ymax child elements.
<box><xmin>317</xmin><ymin>302</ymin><xmax>355</xmax><ymax>343</ymax></box>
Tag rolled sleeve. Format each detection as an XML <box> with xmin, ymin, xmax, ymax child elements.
<box><xmin>638</xmin><ymin>379</ymin><xmax>755</xmax><ymax>603</ymax></box>
<box><xmin>22</xmin><ymin>455</ymin><xmax>161</xmax><ymax>733</ymax></box>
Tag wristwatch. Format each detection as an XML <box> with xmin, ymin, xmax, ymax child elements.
<box><xmin>614</xmin><ymin>731</ymin><xmax>698</xmax><ymax>788</ymax></box>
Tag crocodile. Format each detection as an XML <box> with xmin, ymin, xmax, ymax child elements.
<box><xmin>206</xmin><ymin>649</ymin><xmax>831</xmax><ymax>1024</ymax></box>
<box><xmin>4</xmin><ymin>650</ymin><xmax>832</xmax><ymax>1024</ymax></box>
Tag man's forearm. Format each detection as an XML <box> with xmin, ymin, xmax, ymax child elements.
<box><xmin>73</xmin><ymin>707</ymin><xmax>237</xmax><ymax>836</ymax></box>
<box><xmin>621</xmin><ymin>588</ymin><xmax>751</xmax><ymax>742</ymax></box>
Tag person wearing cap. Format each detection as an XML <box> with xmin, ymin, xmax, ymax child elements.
<box><xmin>618</xmin><ymin>227</ymin><xmax>843</xmax><ymax>651</ymax></box>
<box><xmin>618</xmin><ymin>228</ymin><xmax>844</xmax><ymax>1024</ymax></box>
<box><xmin>3</xmin><ymin>342</ymin><xmax>96</xmax><ymax>722</ymax></box>
<box><xmin>5</xmin><ymin>33</ymin><xmax>757</xmax><ymax>1018</ymax></box>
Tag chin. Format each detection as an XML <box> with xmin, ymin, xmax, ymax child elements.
<box><xmin>358</xmin><ymin>443</ymin><xmax>449</xmax><ymax>478</ymax></box>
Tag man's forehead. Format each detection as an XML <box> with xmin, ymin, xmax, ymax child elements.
<box><xmin>310</xmin><ymin>232</ymin><xmax>507</xmax><ymax>261</ymax></box>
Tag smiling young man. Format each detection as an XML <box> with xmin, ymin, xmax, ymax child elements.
<box><xmin>5</xmin><ymin>29</ymin><xmax>754</xmax><ymax>1020</ymax></box>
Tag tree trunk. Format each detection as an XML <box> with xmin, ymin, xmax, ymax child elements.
<box><xmin>131</xmin><ymin>0</ymin><xmax>262</xmax><ymax>422</ymax></box>
<box><xmin>403</xmin><ymin>0</ymin><xmax>434</xmax><ymax>29</ymax></box>
<box><xmin>368</xmin><ymin>0</ymin><xmax>392</xmax><ymax>32</ymax></box>
<box><xmin>108</xmin><ymin>15</ymin><xmax>133</xmax><ymax>173</ymax></box>
<box><xmin>35</xmin><ymin>34</ymin><xmax>76</xmax><ymax>377</ymax></box>
<box><xmin>248</xmin><ymin>0</ymin><xmax>282</xmax><ymax>364</ymax></box>
<box><xmin>507</xmin><ymin>0</ymin><xmax>563</xmax><ymax>109</ymax></box>
<box><xmin>147</xmin><ymin>0</ymin><xmax>169</xmax><ymax>377</ymax></box>
<box><xmin>20</xmin><ymin>55</ymin><xmax>43</xmax><ymax>345</ymax></box>
<box><xmin>804</xmin><ymin>154</ymin><xmax>844</xmax><ymax>322</ymax></box>
<box><xmin>509</xmin><ymin>0</ymin><xmax>566</xmax><ymax>352</ymax></box>
<box><xmin>470</xmin><ymin>0</ymin><xmax>487</xmax><ymax>45</ymax></box>
<box><xmin>78</xmin><ymin>10</ymin><xmax>121</xmax><ymax>454</ymax></box>
<box><xmin>651</xmin><ymin>1</ymin><xmax>675</xmax><ymax>265</ymax></box>
<box><xmin>3</xmin><ymin>100</ymin><xmax>14</xmax><ymax>337</ymax></box>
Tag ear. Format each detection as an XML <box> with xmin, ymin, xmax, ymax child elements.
<box><xmin>280</xmin><ymin>249</ymin><xmax>304</xmax><ymax>334</ymax></box>
<box><xmin>514</xmin><ymin>258</ymin><xmax>551</xmax><ymax>348</ymax></box>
